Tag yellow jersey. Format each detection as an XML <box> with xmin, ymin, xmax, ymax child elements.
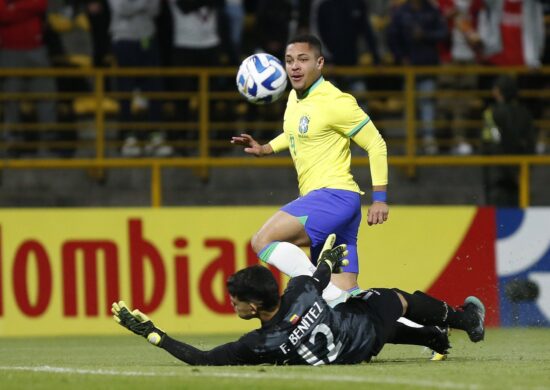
<box><xmin>270</xmin><ymin>77</ymin><xmax>371</xmax><ymax>196</ymax></box>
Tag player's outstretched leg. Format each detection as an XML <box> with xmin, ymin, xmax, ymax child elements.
<box><xmin>389</xmin><ymin>322</ymin><xmax>450</xmax><ymax>355</ymax></box>
<box><xmin>258</xmin><ymin>236</ymin><xmax>348</xmax><ymax>307</ymax></box>
<box><xmin>395</xmin><ymin>290</ymin><xmax>485</xmax><ymax>342</ymax></box>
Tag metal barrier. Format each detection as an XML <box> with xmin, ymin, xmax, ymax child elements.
<box><xmin>0</xmin><ymin>66</ymin><xmax>548</xmax><ymax>207</ymax></box>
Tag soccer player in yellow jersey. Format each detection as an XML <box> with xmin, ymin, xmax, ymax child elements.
<box><xmin>232</xmin><ymin>35</ymin><xmax>388</xmax><ymax>302</ymax></box>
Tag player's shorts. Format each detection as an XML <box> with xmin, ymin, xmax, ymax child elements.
<box><xmin>353</xmin><ymin>288</ymin><xmax>403</xmax><ymax>355</ymax></box>
<box><xmin>280</xmin><ymin>188</ymin><xmax>362</xmax><ymax>273</ymax></box>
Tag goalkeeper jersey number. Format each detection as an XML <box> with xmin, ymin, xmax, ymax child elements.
<box><xmin>222</xmin><ymin>275</ymin><xmax>379</xmax><ymax>365</ymax></box>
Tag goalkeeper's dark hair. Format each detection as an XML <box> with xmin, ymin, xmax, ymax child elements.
<box><xmin>227</xmin><ymin>265</ymin><xmax>279</xmax><ymax>311</ymax></box>
<box><xmin>287</xmin><ymin>34</ymin><xmax>323</xmax><ymax>57</ymax></box>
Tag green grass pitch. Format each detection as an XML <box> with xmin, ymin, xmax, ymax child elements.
<box><xmin>1</xmin><ymin>328</ymin><xmax>549</xmax><ymax>390</ymax></box>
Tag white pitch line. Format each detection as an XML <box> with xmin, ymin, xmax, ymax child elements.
<box><xmin>0</xmin><ymin>365</ymin><xmax>479</xmax><ymax>390</ymax></box>
<box><xmin>0</xmin><ymin>366</ymin><xmax>168</xmax><ymax>377</ymax></box>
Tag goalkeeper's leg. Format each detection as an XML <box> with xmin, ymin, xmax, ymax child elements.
<box><xmin>388</xmin><ymin>322</ymin><xmax>450</xmax><ymax>355</ymax></box>
<box><xmin>395</xmin><ymin>290</ymin><xmax>485</xmax><ymax>342</ymax></box>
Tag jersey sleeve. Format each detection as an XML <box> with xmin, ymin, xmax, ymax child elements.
<box><xmin>159</xmin><ymin>334</ymin><xmax>259</xmax><ymax>365</ymax></box>
<box><xmin>351</xmin><ymin>121</ymin><xmax>388</xmax><ymax>186</ymax></box>
<box><xmin>268</xmin><ymin>133</ymin><xmax>289</xmax><ymax>153</ymax></box>
<box><xmin>329</xmin><ymin>93</ymin><xmax>370</xmax><ymax>137</ymax></box>
<box><xmin>286</xmin><ymin>273</ymin><xmax>327</xmax><ymax>295</ymax></box>
<box><xmin>310</xmin><ymin>262</ymin><xmax>332</xmax><ymax>291</ymax></box>
<box><xmin>330</xmin><ymin>92</ymin><xmax>388</xmax><ymax>187</ymax></box>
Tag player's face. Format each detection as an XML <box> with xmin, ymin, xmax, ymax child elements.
<box><xmin>229</xmin><ymin>295</ymin><xmax>257</xmax><ymax>320</ymax></box>
<box><xmin>285</xmin><ymin>42</ymin><xmax>324</xmax><ymax>94</ymax></box>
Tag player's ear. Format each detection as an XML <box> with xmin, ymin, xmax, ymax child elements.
<box><xmin>316</xmin><ymin>56</ymin><xmax>324</xmax><ymax>70</ymax></box>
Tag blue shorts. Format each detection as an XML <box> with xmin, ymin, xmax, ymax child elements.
<box><xmin>280</xmin><ymin>188</ymin><xmax>362</xmax><ymax>273</ymax></box>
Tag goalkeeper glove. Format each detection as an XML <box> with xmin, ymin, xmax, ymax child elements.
<box><xmin>111</xmin><ymin>301</ymin><xmax>164</xmax><ymax>346</ymax></box>
<box><xmin>317</xmin><ymin>234</ymin><xmax>349</xmax><ymax>273</ymax></box>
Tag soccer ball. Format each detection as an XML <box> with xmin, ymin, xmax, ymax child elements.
<box><xmin>236</xmin><ymin>53</ymin><xmax>287</xmax><ymax>104</ymax></box>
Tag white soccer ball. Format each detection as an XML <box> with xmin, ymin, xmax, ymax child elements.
<box><xmin>236</xmin><ymin>53</ymin><xmax>287</xmax><ymax>104</ymax></box>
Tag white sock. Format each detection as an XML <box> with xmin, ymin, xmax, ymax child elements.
<box><xmin>259</xmin><ymin>241</ymin><xmax>346</xmax><ymax>303</ymax></box>
<box><xmin>322</xmin><ymin>284</ymin><xmax>349</xmax><ymax>304</ymax></box>
<box><xmin>259</xmin><ymin>241</ymin><xmax>316</xmax><ymax>276</ymax></box>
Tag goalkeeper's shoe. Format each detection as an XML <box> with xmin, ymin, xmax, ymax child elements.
<box><xmin>428</xmin><ymin>326</ymin><xmax>451</xmax><ymax>360</ymax></box>
<box><xmin>461</xmin><ymin>296</ymin><xmax>486</xmax><ymax>342</ymax></box>
<box><xmin>430</xmin><ymin>351</ymin><xmax>448</xmax><ymax>361</ymax></box>
<box><xmin>112</xmin><ymin>301</ymin><xmax>164</xmax><ymax>346</ymax></box>
<box><xmin>318</xmin><ymin>234</ymin><xmax>349</xmax><ymax>273</ymax></box>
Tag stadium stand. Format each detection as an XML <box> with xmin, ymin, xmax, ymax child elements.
<box><xmin>0</xmin><ymin>0</ymin><xmax>548</xmax><ymax>207</ymax></box>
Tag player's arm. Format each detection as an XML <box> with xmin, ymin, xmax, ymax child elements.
<box><xmin>112</xmin><ymin>301</ymin><xmax>257</xmax><ymax>365</ymax></box>
<box><xmin>159</xmin><ymin>335</ymin><xmax>258</xmax><ymax>366</ymax></box>
<box><xmin>351</xmin><ymin>120</ymin><xmax>389</xmax><ymax>225</ymax></box>
<box><xmin>231</xmin><ymin>133</ymin><xmax>288</xmax><ymax>157</ymax></box>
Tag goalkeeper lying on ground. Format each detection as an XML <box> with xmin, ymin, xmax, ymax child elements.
<box><xmin>113</xmin><ymin>234</ymin><xmax>485</xmax><ymax>365</ymax></box>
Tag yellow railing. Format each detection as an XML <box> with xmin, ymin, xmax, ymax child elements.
<box><xmin>2</xmin><ymin>154</ymin><xmax>549</xmax><ymax>208</ymax></box>
<box><xmin>0</xmin><ymin>66</ymin><xmax>549</xmax><ymax>207</ymax></box>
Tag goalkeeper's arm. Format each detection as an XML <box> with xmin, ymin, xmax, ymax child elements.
<box><xmin>311</xmin><ymin>234</ymin><xmax>349</xmax><ymax>291</ymax></box>
<box><xmin>159</xmin><ymin>336</ymin><xmax>257</xmax><ymax>366</ymax></box>
<box><xmin>112</xmin><ymin>301</ymin><xmax>256</xmax><ymax>365</ymax></box>
<box><xmin>311</xmin><ymin>260</ymin><xmax>333</xmax><ymax>290</ymax></box>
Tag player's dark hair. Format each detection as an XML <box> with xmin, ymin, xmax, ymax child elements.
<box><xmin>287</xmin><ymin>34</ymin><xmax>323</xmax><ymax>57</ymax></box>
<box><xmin>227</xmin><ymin>265</ymin><xmax>279</xmax><ymax>311</ymax></box>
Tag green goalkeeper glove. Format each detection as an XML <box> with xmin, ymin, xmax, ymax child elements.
<box><xmin>318</xmin><ymin>234</ymin><xmax>349</xmax><ymax>274</ymax></box>
<box><xmin>111</xmin><ymin>301</ymin><xmax>164</xmax><ymax>346</ymax></box>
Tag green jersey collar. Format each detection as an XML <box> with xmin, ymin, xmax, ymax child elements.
<box><xmin>297</xmin><ymin>76</ymin><xmax>324</xmax><ymax>99</ymax></box>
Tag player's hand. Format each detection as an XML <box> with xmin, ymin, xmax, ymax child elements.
<box><xmin>367</xmin><ymin>202</ymin><xmax>389</xmax><ymax>225</ymax></box>
<box><xmin>318</xmin><ymin>234</ymin><xmax>349</xmax><ymax>274</ymax></box>
<box><xmin>230</xmin><ymin>133</ymin><xmax>266</xmax><ymax>157</ymax></box>
<box><xmin>112</xmin><ymin>301</ymin><xmax>163</xmax><ymax>345</ymax></box>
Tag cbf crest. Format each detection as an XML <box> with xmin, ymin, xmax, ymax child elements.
<box><xmin>298</xmin><ymin>115</ymin><xmax>310</xmax><ymax>136</ymax></box>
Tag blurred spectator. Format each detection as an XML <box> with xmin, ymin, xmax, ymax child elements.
<box><xmin>310</xmin><ymin>0</ymin><xmax>381</xmax><ymax>93</ymax></box>
<box><xmin>167</xmin><ymin>0</ymin><xmax>226</xmax><ymax>73</ymax></box>
<box><xmin>479</xmin><ymin>0</ymin><xmax>545</xmax><ymax>68</ymax></box>
<box><xmin>84</xmin><ymin>0</ymin><xmax>112</xmax><ymax>67</ymax></box>
<box><xmin>245</xmin><ymin>0</ymin><xmax>297</xmax><ymax>144</ymax></box>
<box><xmin>108</xmin><ymin>0</ymin><xmax>172</xmax><ymax>157</ymax></box>
<box><xmin>543</xmin><ymin>0</ymin><xmax>550</xmax><ymax>65</ymax></box>
<box><xmin>224</xmin><ymin>0</ymin><xmax>244</xmax><ymax>63</ymax></box>
<box><xmin>538</xmin><ymin>0</ymin><xmax>550</xmax><ymax>154</ymax></box>
<box><xmin>437</xmin><ymin>0</ymin><xmax>484</xmax><ymax>155</ymax></box>
<box><xmin>359</xmin><ymin>0</ymin><xmax>404</xmax><ymax>137</ymax></box>
<box><xmin>438</xmin><ymin>0</ymin><xmax>483</xmax><ymax>64</ymax></box>
<box><xmin>48</xmin><ymin>0</ymin><xmax>94</xmax><ymax>62</ymax></box>
<box><xmin>312</xmin><ymin>0</ymin><xmax>381</xmax><ymax>67</ymax></box>
<box><xmin>388</xmin><ymin>0</ymin><xmax>448</xmax><ymax>155</ymax></box>
<box><xmin>45</xmin><ymin>0</ymin><xmax>95</xmax><ymax>157</ymax></box>
<box><xmin>166</xmin><ymin>0</ymin><xmax>227</xmax><ymax>155</ymax></box>
<box><xmin>481</xmin><ymin>75</ymin><xmax>536</xmax><ymax>206</ymax></box>
<box><xmin>155</xmin><ymin>0</ymin><xmax>173</xmax><ymax>68</ymax></box>
<box><xmin>0</xmin><ymin>0</ymin><xmax>58</xmax><ymax>157</ymax></box>
<box><xmin>369</xmin><ymin>0</ymin><xmax>396</xmax><ymax>62</ymax></box>
<box><xmin>479</xmin><ymin>0</ymin><xmax>545</xmax><ymax>155</ymax></box>
<box><xmin>255</xmin><ymin>0</ymin><xmax>293</xmax><ymax>59</ymax></box>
